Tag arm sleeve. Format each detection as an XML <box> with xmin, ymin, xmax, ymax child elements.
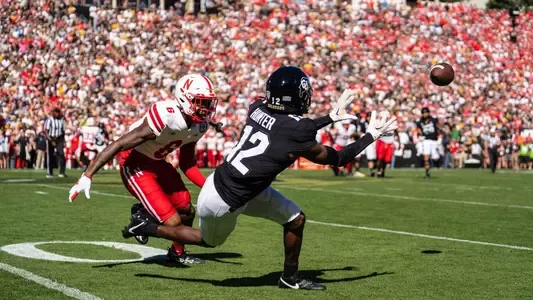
<box><xmin>323</xmin><ymin>133</ymin><xmax>375</xmax><ymax>166</ymax></box>
<box><xmin>179</xmin><ymin>142</ymin><xmax>206</xmax><ymax>188</ymax></box>
<box><xmin>313</xmin><ymin>115</ymin><xmax>334</xmax><ymax>130</ymax></box>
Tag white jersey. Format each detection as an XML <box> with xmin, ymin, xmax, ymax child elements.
<box><xmin>334</xmin><ymin>123</ymin><xmax>356</xmax><ymax>147</ymax></box>
<box><xmin>129</xmin><ymin>100</ymin><xmax>207</xmax><ymax>160</ymax></box>
<box><xmin>216</xmin><ymin>137</ymin><xmax>225</xmax><ymax>152</ymax></box>
<box><xmin>81</xmin><ymin>126</ymin><xmax>98</xmax><ymax>146</ymax></box>
<box><xmin>196</xmin><ymin>136</ymin><xmax>207</xmax><ymax>150</ymax></box>
<box><xmin>223</xmin><ymin>140</ymin><xmax>235</xmax><ymax>158</ymax></box>
<box><xmin>206</xmin><ymin>136</ymin><xmax>217</xmax><ymax>151</ymax></box>
<box><xmin>380</xmin><ymin>134</ymin><xmax>394</xmax><ymax>144</ymax></box>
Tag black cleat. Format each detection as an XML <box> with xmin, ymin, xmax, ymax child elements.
<box><xmin>130</xmin><ymin>204</ymin><xmax>153</xmax><ymax>244</ymax></box>
<box><xmin>425</xmin><ymin>173</ymin><xmax>431</xmax><ymax>179</ymax></box>
<box><xmin>278</xmin><ymin>274</ymin><xmax>326</xmax><ymax>290</ymax></box>
<box><xmin>167</xmin><ymin>248</ymin><xmax>205</xmax><ymax>264</ymax></box>
<box><xmin>122</xmin><ymin>213</ymin><xmax>152</xmax><ymax>239</ymax></box>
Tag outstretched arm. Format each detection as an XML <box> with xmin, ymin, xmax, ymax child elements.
<box><xmin>85</xmin><ymin>118</ymin><xmax>156</xmax><ymax>177</ymax></box>
<box><xmin>297</xmin><ymin>133</ymin><xmax>375</xmax><ymax>166</ymax></box>
<box><xmin>69</xmin><ymin>118</ymin><xmax>156</xmax><ymax>202</ymax></box>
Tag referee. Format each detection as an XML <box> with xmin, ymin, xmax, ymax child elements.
<box><xmin>43</xmin><ymin>108</ymin><xmax>66</xmax><ymax>178</ymax></box>
<box><xmin>485</xmin><ymin>128</ymin><xmax>500</xmax><ymax>174</ymax></box>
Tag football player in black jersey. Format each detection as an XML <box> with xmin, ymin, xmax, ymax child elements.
<box><xmin>416</xmin><ymin>107</ymin><xmax>440</xmax><ymax>179</ymax></box>
<box><xmin>123</xmin><ymin>66</ymin><xmax>397</xmax><ymax>290</ymax></box>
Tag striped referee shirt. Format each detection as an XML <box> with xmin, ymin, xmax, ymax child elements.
<box><xmin>45</xmin><ymin>117</ymin><xmax>65</xmax><ymax>138</ymax></box>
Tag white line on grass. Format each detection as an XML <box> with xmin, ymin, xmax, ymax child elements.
<box><xmin>35</xmin><ymin>191</ymin><xmax>49</xmax><ymax>195</ymax></box>
<box><xmin>39</xmin><ymin>184</ymin><xmax>132</xmax><ymax>199</ymax></box>
<box><xmin>307</xmin><ymin>220</ymin><xmax>533</xmax><ymax>251</ymax></box>
<box><xmin>0</xmin><ymin>263</ymin><xmax>102</xmax><ymax>300</ymax></box>
<box><xmin>36</xmin><ymin>183</ymin><xmax>533</xmax><ymax>252</ymax></box>
<box><xmin>285</xmin><ymin>186</ymin><xmax>533</xmax><ymax>210</ymax></box>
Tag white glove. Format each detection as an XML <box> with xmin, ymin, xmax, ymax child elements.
<box><xmin>366</xmin><ymin>111</ymin><xmax>398</xmax><ymax>140</ymax></box>
<box><xmin>68</xmin><ymin>174</ymin><xmax>92</xmax><ymax>202</ymax></box>
<box><xmin>329</xmin><ymin>89</ymin><xmax>358</xmax><ymax>122</ymax></box>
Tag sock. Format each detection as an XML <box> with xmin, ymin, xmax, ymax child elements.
<box><xmin>171</xmin><ymin>242</ymin><xmax>184</xmax><ymax>255</ymax></box>
<box><xmin>425</xmin><ymin>169</ymin><xmax>430</xmax><ymax>175</ymax></box>
<box><xmin>283</xmin><ymin>264</ymin><xmax>298</xmax><ymax>278</ymax></box>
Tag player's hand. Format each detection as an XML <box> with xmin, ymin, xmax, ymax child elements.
<box><xmin>366</xmin><ymin>111</ymin><xmax>398</xmax><ymax>140</ymax></box>
<box><xmin>68</xmin><ymin>173</ymin><xmax>92</xmax><ymax>202</ymax></box>
<box><xmin>329</xmin><ymin>89</ymin><xmax>357</xmax><ymax>122</ymax></box>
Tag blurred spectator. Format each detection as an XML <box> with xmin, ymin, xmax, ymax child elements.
<box><xmin>0</xmin><ymin>1</ymin><xmax>532</xmax><ymax>172</ymax></box>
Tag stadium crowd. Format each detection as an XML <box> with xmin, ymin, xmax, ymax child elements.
<box><xmin>1</xmin><ymin>0</ymin><xmax>533</xmax><ymax>172</ymax></box>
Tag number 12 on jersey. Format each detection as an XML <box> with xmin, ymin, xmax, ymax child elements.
<box><xmin>225</xmin><ymin>125</ymin><xmax>270</xmax><ymax>175</ymax></box>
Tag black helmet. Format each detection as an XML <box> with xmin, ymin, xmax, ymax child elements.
<box><xmin>265</xmin><ymin>66</ymin><xmax>312</xmax><ymax>115</ymax></box>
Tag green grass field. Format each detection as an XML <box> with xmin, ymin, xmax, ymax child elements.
<box><xmin>0</xmin><ymin>169</ymin><xmax>532</xmax><ymax>299</ymax></box>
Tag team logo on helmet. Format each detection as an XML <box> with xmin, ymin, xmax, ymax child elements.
<box><xmin>299</xmin><ymin>77</ymin><xmax>310</xmax><ymax>98</ymax></box>
<box><xmin>199</xmin><ymin>122</ymin><xmax>208</xmax><ymax>133</ymax></box>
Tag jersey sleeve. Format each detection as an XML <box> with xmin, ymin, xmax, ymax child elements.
<box><xmin>288</xmin><ymin>118</ymin><xmax>318</xmax><ymax>152</ymax></box>
<box><xmin>146</xmin><ymin>101</ymin><xmax>186</xmax><ymax>136</ymax></box>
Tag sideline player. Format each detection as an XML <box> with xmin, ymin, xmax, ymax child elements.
<box><xmin>121</xmin><ymin>66</ymin><xmax>397</xmax><ymax>290</ymax></box>
<box><xmin>376</xmin><ymin>132</ymin><xmax>395</xmax><ymax>178</ymax></box>
<box><xmin>416</xmin><ymin>107</ymin><xmax>439</xmax><ymax>179</ymax></box>
<box><xmin>68</xmin><ymin>74</ymin><xmax>218</xmax><ymax>264</ymax></box>
<box><xmin>331</xmin><ymin>120</ymin><xmax>356</xmax><ymax>176</ymax></box>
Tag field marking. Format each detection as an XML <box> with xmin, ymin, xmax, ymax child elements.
<box><xmin>285</xmin><ymin>186</ymin><xmax>533</xmax><ymax>210</ymax></box>
<box><xmin>35</xmin><ymin>191</ymin><xmax>49</xmax><ymax>195</ymax></box>
<box><xmin>1</xmin><ymin>241</ymin><xmax>166</xmax><ymax>263</ymax></box>
<box><xmin>39</xmin><ymin>184</ymin><xmax>133</xmax><ymax>199</ymax></box>
<box><xmin>3</xmin><ymin>179</ymin><xmax>37</xmax><ymax>183</ymax></box>
<box><xmin>0</xmin><ymin>263</ymin><xmax>102</xmax><ymax>300</ymax></box>
<box><xmin>307</xmin><ymin>220</ymin><xmax>533</xmax><ymax>251</ymax></box>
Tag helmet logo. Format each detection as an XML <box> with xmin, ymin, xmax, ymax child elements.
<box><xmin>299</xmin><ymin>77</ymin><xmax>310</xmax><ymax>98</ymax></box>
<box><xmin>183</xmin><ymin>79</ymin><xmax>193</xmax><ymax>90</ymax></box>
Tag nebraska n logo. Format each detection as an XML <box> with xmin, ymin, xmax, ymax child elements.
<box><xmin>183</xmin><ymin>79</ymin><xmax>193</xmax><ymax>90</ymax></box>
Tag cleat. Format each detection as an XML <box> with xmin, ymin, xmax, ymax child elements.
<box><xmin>58</xmin><ymin>174</ymin><xmax>67</xmax><ymax>178</ymax></box>
<box><xmin>46</xmin><ymin>175</ymin><xmax>54</xmax><ymax>178</ymax></box>
<box><xmin>167</xmin><ymin>248</ymin><xmax>204</xmax><ymax>264</ymax></box>
<box><xmin>130</xmin><ymin>203</ymin><xmax>156</xmax><ymax>244</ymax></box>
<box><xmin>122</xmin><ymin>213</ymin><xmax>152</xmax><ymax>239</ymax></box>
<box><xmin>279</xmin><ymin>274</ymin><xmax>326</xmax><ymax>290</ymax></box>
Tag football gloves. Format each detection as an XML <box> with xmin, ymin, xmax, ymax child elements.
<box><xmin>68</xmin><ymin>173</ymin><xmax>92</xmax><ymax>202</ymax></box>
<box><xmin>329</xmin><ymin>89</ymin><xmax>358</xmax><ymax>122</ymax></box>
<box><xmin>366</xmin><ymin>111</ymin><xmax>398</xmax><ymax>140</ymax></box>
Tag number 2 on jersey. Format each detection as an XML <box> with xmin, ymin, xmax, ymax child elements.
<box><xmin>226</xmin><ymin>125</ymin><xmax>270</xmax><ymax>175</ymax></box>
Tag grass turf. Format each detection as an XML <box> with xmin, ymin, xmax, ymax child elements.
<box><xmin>0</xmin><ymin>168</ymin><xmax>532</xmax><ymax>299</ymax></box>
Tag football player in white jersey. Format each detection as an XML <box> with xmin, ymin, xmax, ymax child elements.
<box><xmin>331</xmin><ymin>120</ymin><xmax>356</xmax><ymax>175</ymax></box>
<box><xmin>69</xmin><ymin>74</ymin><xmax>218</xmax><ymax>265</ymax></box>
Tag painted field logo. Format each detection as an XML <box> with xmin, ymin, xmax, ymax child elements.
<box><xmin>0</xmin><ymin>241</ymin><xmax>166</xmax><ymax>263</ymax></box>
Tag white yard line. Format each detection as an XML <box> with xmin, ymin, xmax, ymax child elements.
<box><xmin>0</xmin><ymin>263</ymin><xmax>102</xmax><ymax>300</ymax></box>
<box><xmin>35</xmin><ymin>191</ymin><xmax>49</xmax><ymax>195</ymax></box>
<box><xmin>285</xmin><ymin>186</ymin><xmax>533</xmax><ymax>210</ymax></box>
<box><xmin>39</xmin><ymin>184</ymin><xmax>132</xmax><ymax>199</ymax></box>
<box><xmin>307</xmin><ymin>220</ymin><xmax>533</xmax><ymax>251</ymax></box>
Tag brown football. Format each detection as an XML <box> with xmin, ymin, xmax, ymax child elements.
<box><xmin>429</xmin><ymin>62</ymin><xmax>455</xmax><ymax>86</ymax></box>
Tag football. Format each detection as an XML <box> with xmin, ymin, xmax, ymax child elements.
<box><xmin>429</xmin><ymin>62</ymin><xmax>455</xmax><ymax>86</ymax></box>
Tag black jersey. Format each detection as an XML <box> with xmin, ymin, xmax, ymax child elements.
<box><xmin>416</xmin><ymin>117</ymin><xmax>438</xmax><ymax>141</ymax></box>
<box><xmin>214</xmin><ymin>100</ymin><xmax>318</xmax><ymax>209</ymax></box>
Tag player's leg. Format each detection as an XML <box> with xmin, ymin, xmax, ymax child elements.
<box><xmin>381</xmin><ymin>143</ymin><xmax>394</xmax><ymax>178</ymax></box>
<box><xmin>196</xmin><ymin>173</ymin><xmax>243</xmax><ymax>247</ymax></box>
<box><xmin>422</xmin><ymin>140</ymin><xmax>431</xmax><ymax>178</ymax></box>
<box><xmin>159</xmin><ymin>163</ymin><xmax>203</xmax><ymax>263</ymax></box>
<box><xmin>56</xmin><ymin>138</ymin><xmax>66</xmax><ymax>176</ymax></box>
<box><xmin>376</xmin><ymin>140</ymin><xmax>385</xmax><ymax>177</ymax></box>
<box><xmin>242</xmin><ymin>187</ymin><xmax>325</xmax><ymax>290</ymax></box>
<box><xmin>366</xmin><ymin>141</ymin><xmax>377</xmax><ymax>177</ymax></box>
